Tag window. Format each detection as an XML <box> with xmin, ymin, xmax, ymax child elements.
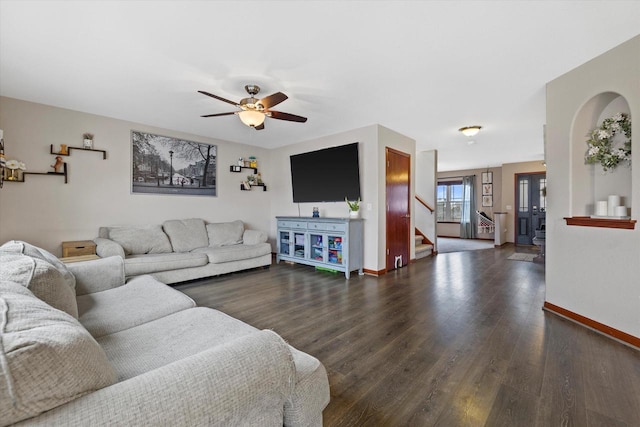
<box><xmin>437</xmin><ymin>181</ymin><xmax>463</xmax><ymax>222</ymax></box>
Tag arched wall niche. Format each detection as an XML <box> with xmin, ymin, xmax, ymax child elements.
<box><xmin>570</xmin><ymin>92</ymin><xmax>631</xmax><ymax>216</ymax></box>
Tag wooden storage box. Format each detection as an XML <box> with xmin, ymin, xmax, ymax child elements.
<box><xmin>62</xmin><ymin>240</ymin><xmax>97</xmax><ymax>257</ymax></box>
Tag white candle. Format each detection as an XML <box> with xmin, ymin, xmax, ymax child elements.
<box><xmin>596</xmin><ymin>201</ymin><xmax>608</xmax><ymax>216</ymax></box>
<box><xmin>0</xmin><ymin>129</ymin><xmax>3</xmax><ymax>139</ymax></box>
<box><xmin>607</xmin><ymin>195</ymin><xmax>620</xmax><ymax>216</ymax></box>
<box><xmin>615</xmin><ymin>206</ymin><xmax>627</xmax><ymax>217</ymax></box>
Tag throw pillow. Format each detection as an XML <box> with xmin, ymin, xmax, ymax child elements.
<box><xmin>0</xmin><ymin>287</ymin><xmax>117</xmax><ymax>425</ymax></box>
<box><xmin>107</xmin><ymin>225</ymin><xmax>173</xmax><ymax>255</ymax></box>
<box><xmin>206</xmin><ymin>220</ymin><xmax>245</xmax><ymax>247</ymax></box>
<box><xmin>163</xmin><ymin>218</ymin><xmax>209</xmax><ymax>252</ymax></box>
<box><xmin>0</xmin><ymin>252</ymin><xmax>79</xmax><ymax>318</ymax></box>
<box><xmin>0</xmin><ymin>240</ymin><xmax>76</xmax><ymax>292</ymax></box>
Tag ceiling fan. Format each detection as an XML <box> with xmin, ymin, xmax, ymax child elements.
<box><xmin>198</xmin><ymin>85</ymin><xmax>307</xmax><ymax>130</ymax></box>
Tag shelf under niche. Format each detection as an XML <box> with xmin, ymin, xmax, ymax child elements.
<box><xmin>564</xmin><ymin>216</ymin><xmax>636</xmax><ymax>230</ymax></box>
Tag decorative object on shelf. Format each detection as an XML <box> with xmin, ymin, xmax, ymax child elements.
<box><xmin>51</xmin><ymin>156</ymin><xmax>64</xmax><ymax>173</ymax></box>
<box><xmin>238</xmin><ymin>158</ymin><xmax>244</xmax><ymax>166</ymax></box>
<box><xmin>6</xmin><ymin>159</ymin><xmax>26</xmax><ymax>181</ymax></box>
<box><xmin>346</xmin><ymin>197</ymin><xmax>360</xmax><ymax>218</ymax></box>
<box><xmin>592</xmin><ymin>194</ymin><xmax>630</xmax><ymax>218</ymax></box>
<box><xmin>249</xmin><ymin>156</ymin><xmax>257</xmax><ymax>168</ymax></box>
<box><xmin>313</xmin><ymin>207</ymin><xmax>320</xmax><ymax>218</ymax></box>
<box><xmin>585</xmin><ymin>112</ymin><xmax>631</xmax><ymax>172</ymax></box>
<box><xmin>83</xmin><ymin>133</ymin><xmax>94</xmax><ymax>149</ymax></box>
<box><xmin>59</xmin><ymin>144</ymin><xmax>68</xmax><ymax>154</ymax></box>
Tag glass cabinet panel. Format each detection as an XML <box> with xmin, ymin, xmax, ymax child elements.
<box><xmin>310</xmin><ymin>234</ymin><xmax>324</xmax><ymax>261</ymax></box>
<box><xmin>327</xmin><ymin>236</ymin><xmax>343</xmax><ymax>265</ymax></box>
<box><xmin>294</xmin><ymin>232</ymin><xmax>306</xmax><ymax>258</ymax></box>
<box><xmin>279</xmin><ymin>231</ymin><xmax>290</xmax><ymax>255</ymax></box>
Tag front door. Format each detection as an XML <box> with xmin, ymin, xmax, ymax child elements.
<box><xmin>515</xmin><ymin>173</ymin><xmax>547</xmax><ymax>245</ymax></box>
<box><xmin>386</xmin><ymin>147</ymin><xmax>411</xmax><ymax>271</ymax></box>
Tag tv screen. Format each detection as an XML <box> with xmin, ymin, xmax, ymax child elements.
<box><xmin>290</xmin><ymin>143</ymin><xmax>361</xmax><ymax>203</ymax></box>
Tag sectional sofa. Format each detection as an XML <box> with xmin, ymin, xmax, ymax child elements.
<box><xmin>0</xmin><ymin>240</ymin><xmax>330</xmax><ymax>426</ymax></box>
<box><xmin>95</xmin><ymin>218</ymin><xmax>272</xmax><ymax>283</ymax></box>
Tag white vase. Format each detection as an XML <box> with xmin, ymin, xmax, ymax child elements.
<box><xmin>349</xmin><ymin>210</ymin><xmax>360</xmax><ymax>219</ymax></box>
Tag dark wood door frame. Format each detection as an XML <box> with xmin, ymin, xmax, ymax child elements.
<box><xmin>386</xmin><ymin>147</ymin><xmax>411</xmax><ymax>271</ymax></box>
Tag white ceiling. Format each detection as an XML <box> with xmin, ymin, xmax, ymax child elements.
<box><xmin>1</xmin><ymin>1</ymin><xmax>639</xmax><ymax>171</ymax></box>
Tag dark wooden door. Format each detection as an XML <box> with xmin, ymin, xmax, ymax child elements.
<box><xmin>386</xmin><ymin>147</ymin><xmax>410</xmax><ymax>271</ymax></box>
<box><xmin>515</xmin><ymin>173</ymin><xmax>547</xmax><ymax>245</ymax></box>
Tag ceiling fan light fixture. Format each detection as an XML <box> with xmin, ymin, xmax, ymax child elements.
<box><xmin>459</xmin><ymin>125</ymin><xmax>482</xmax><ymax>137</ymax></box>
<box><xmin>238</xmin><ymin>109</ymin><xmax>265</xmax><ymax>127</ymax></box>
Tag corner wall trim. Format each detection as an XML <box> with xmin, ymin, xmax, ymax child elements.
<box><xmin>543</xmin><ymin>301</ymin><xmax>640</xmax><ymax>349</ymax></box>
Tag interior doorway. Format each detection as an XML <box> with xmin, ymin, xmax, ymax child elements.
<box><xmin>386</xmin><ymin>147</ymin><xmax>411</xmax><ymax>271</ymax></box>
<box><xmin>515</xmin><ymin>172</ymin><xmax>547</xmax><ymax>245</ymax></box>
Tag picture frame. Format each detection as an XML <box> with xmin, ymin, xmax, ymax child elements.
<box><xmin>482</xmin><ymin>195</ymin><xmax>493</xmax><ymax>207</ymax></box>
<box><xmin>482</xmin><ymin>183</ymin><xmax>493</xmax><ymax>196</ymax></box>
<box><xmin>131</xmin><ymin>130</ymin><xmax>217</xmax><ymax>196</ymax></box>
<box><xmin>482</xmin><ymin>171</ymin><xmax>492</xmax><ymax>184</ymax></box>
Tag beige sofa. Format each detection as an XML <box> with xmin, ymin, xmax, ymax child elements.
<box><xmin>0</xmin><ymin>240</ymin><xmax>330</xmax><ymax>426</ymax></box>
<box><xmin>95</xmin><ymin>218</ymin><xmax>272</xmax><ymax>284</ymax></box>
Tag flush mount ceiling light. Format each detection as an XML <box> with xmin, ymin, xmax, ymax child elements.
<box><xmin>459</xmin><ymin>125</ymin><xmax>482</xmax><ymax>137</ymax></box>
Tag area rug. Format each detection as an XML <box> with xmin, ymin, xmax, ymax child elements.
<box><xmin>507</xmin><ymin>253</ymin><xmax>537</xmax><ymax>262</ymax></box>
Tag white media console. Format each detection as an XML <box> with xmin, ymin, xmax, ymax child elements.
<box><xmin>276</xmin><ymin>216</ymin><xmax>364</xmax><ymax>279</ymax></box>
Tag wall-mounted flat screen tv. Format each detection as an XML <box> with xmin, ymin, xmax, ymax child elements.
<box><xmin>290</xmin><ymin>142</ymin><xmax>361</xmax><ymax>203</ymax></box>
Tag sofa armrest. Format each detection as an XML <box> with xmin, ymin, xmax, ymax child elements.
<box><xmin>94</xmin><ymin>237</ymin><xmax>125</xmax><ymax>259</ymax></box>
<box><xmin>243</xmin><ymin>229</ymin><xmax>268</xmax><ymax>245</ymax></box>
<box><xmin>18</xmin><ymin>330</ymin><xmax>295</xmax><ymax>426</ymax></box>
<box><xmin>67</xmin><ymin>256</ymin><xmax>126</xmax><ymax>296</ymax></box>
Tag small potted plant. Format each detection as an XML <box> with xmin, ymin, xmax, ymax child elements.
<box><xmin>83</xmin><ymin>133</ymin><xmax>94</xmax><ymax>149</ymax></box>
<box><xmin>345</xmin><ymin>197</ymin><xmax>361</xmax><ymax>218</ymax></box>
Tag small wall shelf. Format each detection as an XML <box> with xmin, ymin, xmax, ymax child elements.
<box><xmin>564</xmin><ymin>216</ymin><xmax>636</xmax><ymax>230</ymax></box>
<box><xmin>50</xmin><ymin>144</ymin><xmax>107</xmax><ymax>160</ymax></box>
<box><xmin>5</xmin><ymin>163</ymin><xmax>68</xmax><ymax>184</ymax></box>
<box><xmin>241</xmin><ymin>183</ymin><xmax>267</xmax><ymax>191</ymax></box>
<box><xmin>229</xmin><ymin>165</ymin><xmax>257</xmax><ymax>174</ymax></box>
<box><xmin>230</xmin><ymin>164</ymin><xmax>266</xmax><ymax>192</ymax></box>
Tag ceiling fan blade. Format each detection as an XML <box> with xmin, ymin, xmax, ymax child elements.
<box><xmin>198</xmin><ymin>90</ymin><xmax>239</xmax><ymax>107</ymax></box>
<box><xmin>268</xmin><ymin>110</ymin><xmax>308</xmax><ymax>123</ymax></box>
<box><xmin>255</xmin><ymin>122</ymin><xmax>265</xmax><ymax>130</ymax></box>
<box><xmin>260</xmin><ymin>92</ymin><xmax>288</xmax><ymax>109</ymax></box>
<box><xmin>200</xmin><ymin>112</ymin><xmax>237</xmax><ymax>118</ymax></box>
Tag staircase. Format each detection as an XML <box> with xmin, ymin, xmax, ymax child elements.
<box><xmin>415</xmin><ymin>234</ymin><xmax>434</xmax><ymax>259</ymax></box>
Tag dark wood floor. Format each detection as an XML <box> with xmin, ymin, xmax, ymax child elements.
<box><xmin>176</xmin><ymin>245</ymin><xmax>640</xmax><ymax>426</ymax></box>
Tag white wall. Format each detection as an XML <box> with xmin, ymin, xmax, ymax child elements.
<box><xmin>546</xmin><ymin>35</ymin><xmax>640</xmax><ymax>338</ymax></box>
<box><xmin>0</xmin><ymin>97</ymin><xmax>271</xmax><ymax>255</ymax></box>
<box><xmin>415</xmin><ymin>150</ymin><xmax>437</xmax><ymax>246</ymax></box>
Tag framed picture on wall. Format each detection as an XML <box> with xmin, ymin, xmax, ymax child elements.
<box><xmin>131</xmin><ymin>130</ymin><xmax>217</xmax><ymax>196</ymax></box>
<box><xmin>482</xmin><ymin>171</ymin><xmax>492</xmax><ymax>184</ymax></box>
<box><xmin>482</xmin><ymin>183</ymin><xmax>493</xmax><ymax>196</ymax></box>
<box><xmin>482</xmin><ymin>195</ymin><xmax>493</xmax><ymax>207</ymax></box>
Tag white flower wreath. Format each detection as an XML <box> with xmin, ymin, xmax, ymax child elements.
<box><xmin>585</xmin><ymin>112</ymin><xmax>631</xmax><ymax>172</ymax></box>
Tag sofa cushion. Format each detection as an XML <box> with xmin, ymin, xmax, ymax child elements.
<box><xmin>0</xmin><ymin>253</ymin><xmax>78</xmax><ymax>318</ymax></box>
<box><xmin>192</xmin><ymin>243</ymin><xmax>271</xmax><ymax>264</ymax></box>
<box><xmin>76</xmin><ymin>275</ymin><xmax>195</xmax><ymax>338</ymax></box>
<box><xmin>96</xmin><ymin>306</ymin><xmax>328</xmax><ymax>426</ymax></box>
<box><xmin>206</xmin><ymin>220</ymin><xmax>244</xmax><ymax>247</ymax></box>
<box><xmin>105</xmin><ymin>226</ymin><xmax>172</xmax><ymax>255</ymax></box>
<box><xmin>163</xmin><ymin>218</ymin><xmax>209</xmax><ymax>252</ymax></box>
<box><xmin>124</xmin><ymin>252</ymin><xmax>209</xmax><ymax>277</ymax></box>
<box><xmin>0</xmin><ymin>240</ymin><xmax>76</xmax><ymax>291</ymax></box>
<box><xmin>0</xmin><ymin>284</ymin><xmax>117</xmax><ymax>425</ymax></box>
